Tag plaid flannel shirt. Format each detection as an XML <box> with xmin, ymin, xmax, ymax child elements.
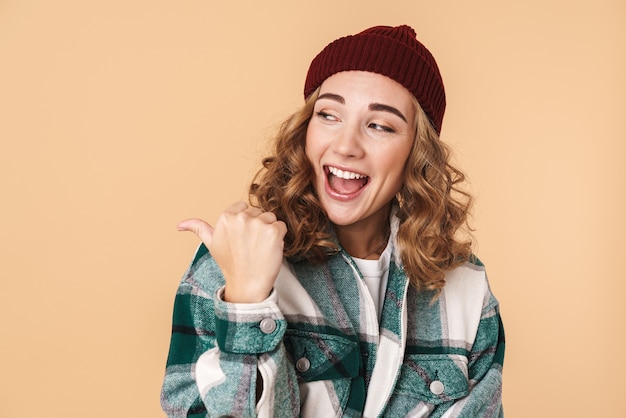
<box><xmin>161</xmin><ymin>219</ymin><xmax>505</xmax><ymax>417</ymax></box>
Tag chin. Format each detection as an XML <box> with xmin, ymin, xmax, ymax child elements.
<box><xmin>322</xmin><ymin>205</ymin><xmax>361</xmax><ymax>226</ymax></box>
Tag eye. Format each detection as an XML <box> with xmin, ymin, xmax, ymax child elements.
<box><xmin>368</xmin><ymin>122</ymin><xmax>395</xmax><ymax>133</ymax></box>
<box><xmin>316</xmin><ymin>111</ymin><xmax>339</xmax><ymax>122</ymax></box>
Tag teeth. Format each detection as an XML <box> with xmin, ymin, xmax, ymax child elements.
<box><xmin>328</xmin><ymin>166</ymin><xmax>366</xmax><ymax>180</ymax></box>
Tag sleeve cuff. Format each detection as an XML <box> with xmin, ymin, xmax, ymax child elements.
<box><xmin>214</xmin><ymin>286</ymin><xmax>286</xmax><ymax>354</ymax></box>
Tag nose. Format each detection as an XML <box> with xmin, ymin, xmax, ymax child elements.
<box><xmin>331</xmin><ymin>123</ymin><xmax>365</xmax><ymax>159</ymax></box>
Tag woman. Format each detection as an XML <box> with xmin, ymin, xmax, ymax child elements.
<box><xmin>161</xmin><ymin>25</ymin><xmax>504</xmax><ymax>417</ymax></box>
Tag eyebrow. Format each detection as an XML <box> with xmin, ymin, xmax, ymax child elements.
<box><xmin>316</xmin><ymin>93</ymin><xmax>407</xmax><ymax>123</ymax></box>
<box><xmin>369</xmin><ymin>103</ymin><xmax>408</xmax><ymax>123</ymax></box>
<box><xmin>316</xmin><ymin>93</ymin><xmax>345</xmax><ymax>104</ymax></box>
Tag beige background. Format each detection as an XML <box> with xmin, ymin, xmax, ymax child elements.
<box><xmin>1</xmin><ymin>0</ymin><xmax>624</xmax><ymax>416</ymax></box>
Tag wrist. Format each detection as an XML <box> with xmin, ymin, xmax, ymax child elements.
<box><xmin>223</xmin><ymin>283</ymin><xmax>272</xmax><ymax>303</ymax></box>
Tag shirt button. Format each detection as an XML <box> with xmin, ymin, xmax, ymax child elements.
<box><xmin>430</xmin><ymin>380</ymin><xmax>445</xmax><ymax>395</ymax></box>
<box><xmin>296</xmin><ymin>357</ymin><xmax>311</xmax><ymax>373</ymax></box>
<box><xmin>259</xmin><ymin>318</ymin><xmax>277</xmax><ymax>334</ymax></box>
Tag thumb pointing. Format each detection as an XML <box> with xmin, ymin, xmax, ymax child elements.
<box><xmin>177</xmin><ymin>218</ymin><xmax>214</xmax><ymax>247</ymax></box>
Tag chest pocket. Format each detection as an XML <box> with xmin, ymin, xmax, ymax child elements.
<box><xmin>283</xmin><ymin>329</ymin><xmax>360</xmax><ymax>382</ymax></box>
<box><xmin>395</xmin><ymin>354</ymin><xmax>469</xmax><ymax>404</ymax></box>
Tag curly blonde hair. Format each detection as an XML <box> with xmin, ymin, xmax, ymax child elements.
<box><xmin>249</xmin><ymin>88</ymin><xmax>472</xmax><ymax>291</ymax></box>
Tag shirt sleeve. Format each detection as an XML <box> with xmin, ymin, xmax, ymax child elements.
<box><xmin>160</xmin><ymin>245</ymin><xmax>301</xmax><ymax>417</ymax></box>
<box><xmin>445</xmin><ymin>287</ymin><xmax>506</xmax><ymax>417</ymax></box>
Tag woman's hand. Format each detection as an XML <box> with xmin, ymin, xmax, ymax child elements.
<box><xmin>177</xmin><ymin>201</ymin><xmax>287</xmax><ymax>303</ymax></box>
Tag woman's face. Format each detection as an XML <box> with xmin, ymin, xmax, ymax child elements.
<box><xmin>305</xmin><ymin>71</ymin><xmax>416</xmax><ymax>230</ymax></box>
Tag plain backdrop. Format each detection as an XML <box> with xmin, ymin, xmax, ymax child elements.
<box><xmin>1</xmin><ymin>1</ymin><xmax>625</xmax><ymax>416</ymax></box>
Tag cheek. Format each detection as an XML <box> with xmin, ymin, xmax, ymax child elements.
<box><xmin>303</xmin><ymin>135</ymin><xmax>313</xmax><ymax>165</ymax></box>
<box><xmin>384</xmin><ymin>147</ymin><xmax>412</xmax><ymax>187</ymax></box>
<box><xmin>388</xmin><ymin>166</ymin><xmax>407</xmax><ymax>191</ymax></box>
<box><xmin>304</xmin><ymin>126</ymin><xmax>321</xmax><ymax>166</ymax></box>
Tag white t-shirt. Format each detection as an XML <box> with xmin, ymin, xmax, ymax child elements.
<box><xmin>352</xmin><ymin>240</ymin><xmax>392</xmax><ymax>320</ymax></box>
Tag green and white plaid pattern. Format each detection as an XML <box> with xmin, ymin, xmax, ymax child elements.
<box><xmin>161</xmin><ymin>224</ymin><xmax>504</xmax><ymax>417</ymax></box>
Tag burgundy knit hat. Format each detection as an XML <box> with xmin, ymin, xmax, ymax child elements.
<box><xmin>304</xmin><ymin>25</ymin><xmax>446</xmax><ymax>134</ymax></box>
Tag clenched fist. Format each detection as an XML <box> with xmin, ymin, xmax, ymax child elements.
<box><xmin>177</xmin><ymin>201</ymin><xmax>288</xmax><ymax>303</ymax></box>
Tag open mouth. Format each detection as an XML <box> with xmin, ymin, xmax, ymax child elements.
<box><xmin>325</xmin><ymin>165</ymin><xmax>369</xmax><ymax>195</ymax></box>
